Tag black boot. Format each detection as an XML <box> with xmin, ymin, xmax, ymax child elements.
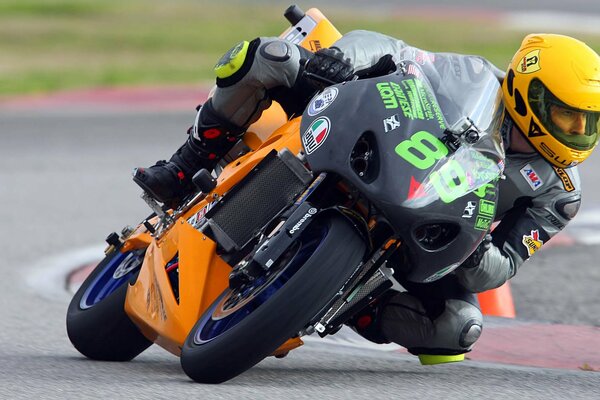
<box><xmin>133</xmin><ymin>101</ymin><xmax>243</xmax><ymax>208</ymax></box>
<box><xmin>346</xmin><ymin>291</ymin><xmax>396</xmax><ymax>344</ymax></box>
<box><xmin>133</xmin><ymin>135</ymin><xmax>209</xmax><ymax>208</ymax></box>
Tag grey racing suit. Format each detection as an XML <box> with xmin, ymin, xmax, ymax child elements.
<box><xmin>204</xmin><ymin>30</ymin><xmax>582</xmax><ymax>355</ymax></box>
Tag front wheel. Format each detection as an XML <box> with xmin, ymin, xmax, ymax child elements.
<box><xmin>180</xmin><ymin>214</ymin><xmax>367</xmax><ymax>383</ymax></box>
<box><xmin>66</xmin><ymin>247</ymin><xmax>152</xmax><ymax>361</ymax></box>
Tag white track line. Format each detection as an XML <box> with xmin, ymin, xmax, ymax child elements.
<box><xmin>25</xmin><ymin>245</ymin><xmax>105</xmax><ymax>301</ymax></box>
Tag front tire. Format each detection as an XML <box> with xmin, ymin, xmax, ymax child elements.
<box><xmin>66</xmin><ymin>248</ymin><xmax>152</xmax><ymax>361</ymax></box>
<box><xmin>180</xmin><ymin>214</ymin><xmax>367</xmax><ymax>383</ymax></box>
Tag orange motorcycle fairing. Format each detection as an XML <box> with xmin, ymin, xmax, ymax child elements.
<box><xmin>123</xmin><ymin>7</ymin><xmax>343</xmax><ymax>358</ymax></box>
<box><xmin>124</xmin><ymin>116</ymin><xmax>305</xmax><ymax>355</ymax></box>
<box><xmin>124</xmin><ymin>220</ymin><xmax>231</xmax><ymax>355</ymax></box>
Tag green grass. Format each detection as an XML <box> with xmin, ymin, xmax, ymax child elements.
<box><xmin>1</xmin><ymin>0</ymin><xmax>599</xmax><ymax>96</ymax></box>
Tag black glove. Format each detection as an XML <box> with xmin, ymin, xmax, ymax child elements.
<box><xmin>301</xmin><ymin>47</ymin><xmax>354</xmax><ymax>89</ymax></box>
<box><xmin>461</xmin><ymin>234</ymin><xmax>493</xmax><ymax>269</ymax></box>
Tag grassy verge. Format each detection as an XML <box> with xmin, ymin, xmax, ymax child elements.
<box><xmin>1</xmin><ymin>0</ymin><xmax>599</xmax><ymax>96</ymax></box>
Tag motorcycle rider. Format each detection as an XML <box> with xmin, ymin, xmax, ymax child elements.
<box><xmin>133</xmin><ymin>31</ymin><xmax>600</xmax><ymax>364</ymax></box>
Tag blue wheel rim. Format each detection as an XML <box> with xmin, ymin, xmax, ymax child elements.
<box><xmin>79</xmin><ymin>249</ymin><xmax>144</xmax><ymax>310</ymax></box>
<box><xmin>193</xmin><ymin>224</ymin><xmax>328</xmax><ymax>345</ymax></box>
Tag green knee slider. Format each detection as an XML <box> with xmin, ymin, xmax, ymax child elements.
<box><xmin>214</xmin><ymin>40</ymin><xmax>251</xmax><ymax>79</ymax></box>
<box><xmin>214</xmin><ymin>39</ymin><xmax>262</xmax><ymax>87</ymax></box>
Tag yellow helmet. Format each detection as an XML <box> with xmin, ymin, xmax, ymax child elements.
<box><xmin>502</xmin><ymin>33</ymin><xmax>600</xmax><ymax>167</ymax></box>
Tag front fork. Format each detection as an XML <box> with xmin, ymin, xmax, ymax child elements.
<box><xmin>229</xmin><ymin>172</ymin><xmax>372</xmax><ymax>289</ymax></box>
<box><xmin>229</xmin><ymin>171</ymin><xmax>404</xmax><ymax>339</ymax></box>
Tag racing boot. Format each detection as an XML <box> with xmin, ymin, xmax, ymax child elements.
<box><xmin>133</xmin><ymin>101</ymin><xmax>244</xmax><ymax>208</ymax></box>
<box><xmin>346</xmin><ymin>291</ymin><xmax>395</xmax><ymax>345</ymax></box>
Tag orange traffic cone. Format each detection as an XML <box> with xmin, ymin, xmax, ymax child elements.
<box><xmin>477</xmin><ymin>281</ymin><xmax>516</xmax><ymax>318</ymax></box>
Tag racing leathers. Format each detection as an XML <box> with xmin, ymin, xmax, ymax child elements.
<box><xmin>137</xmin><ymin>30</ymin><xmax>582</xmax><ymax>358</ymax></box>
<box><xmin>331</xmin><ymin>31</ymin><xmax>581</xmax><ymax>357</ymax></box>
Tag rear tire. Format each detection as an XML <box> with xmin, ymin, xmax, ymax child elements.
<box><xmin>66</xmin><ymin>248</ymin><xmax>152</xmax><ymax>361</ymax></box>
<box><xmin>180</xmin><ymin>214</ymin><xmax>366</xmax><ymax>383</ymax></box>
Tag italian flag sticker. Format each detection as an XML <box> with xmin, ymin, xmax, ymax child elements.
<box><xmin>302</xmin><ymin>117</ymin><xmax>331</xmax><ymax>154</ymax></box>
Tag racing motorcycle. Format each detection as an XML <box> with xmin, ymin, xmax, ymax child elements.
<box><xmin>66</xmin><ymin>5</ymin><xmax>505</xmax><ymax>384</ymax></box>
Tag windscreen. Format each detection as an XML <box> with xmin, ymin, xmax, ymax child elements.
<box><xmin>399</xmin><ymin>56</ymin><xmax>505</xmax><ymax>208</ymax></box>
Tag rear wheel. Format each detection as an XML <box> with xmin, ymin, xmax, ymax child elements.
<box><xmin>180</xmin><ymin>214</ymin><xmax>367</xmax><ymax>383</ymax></box>
<box><xmin>66</xmin><ymin>247</ymin><xmax>152</xmax><ymax>361</ymax></box>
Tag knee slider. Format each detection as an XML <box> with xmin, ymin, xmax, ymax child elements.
<box><xmin>444</xmin><ymin>299</ymin><xmax>483</xmax><ymax>350</ymax></box>
<box><xmin>415</xmin><ymin>299</ymin><xmax>482</xmax><ymax>354</ymax></box>
<box><xmin>215</xmin><ymin>38</ymin><xmax>261</xmax><ymax>87</ymax></box>
<box><xmin>460</xmin><ymin>318</ymin><xmax>482</xmax><ymax>348</ymax></box>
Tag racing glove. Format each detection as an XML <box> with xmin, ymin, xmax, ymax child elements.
<box><xmin>301</xmin><ymin>47</ymin><xmax>354</xmax><ymax>89</ymax></box>
<box><xmin>460</xmin><ymin>233</ymin><xmax>493</xmax><ymax>270</ymax></box>
<box><xmin>456</xmin><ymin>233</ymin><xmax>514</xmax><ymax>293</ymax></box>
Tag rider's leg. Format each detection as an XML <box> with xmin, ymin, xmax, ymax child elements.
<box><xmin>133</xmin><ymin>37</ymin><xmax>314</xmax><ymax>207</ymax></box>
<box><xmin>132</xmin><ymin>100</ymin><xmax>244</xmax><ymax>208</ymax></box>
<box><xmin>350</xmin><ymin>275</ymin><xmax>483</xmax><ymax>364</ymax></box>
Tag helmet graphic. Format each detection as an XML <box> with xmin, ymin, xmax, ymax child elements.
<box><xmin>502</xmin><ymin>34</ymin><xmax>600</xmax><ymax>167</ymax></box>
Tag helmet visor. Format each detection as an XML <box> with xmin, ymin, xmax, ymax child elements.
<box><xmin>528</xmin><ymin>79</ymin><xmax>600</xmax><ymax>151</ymax></box>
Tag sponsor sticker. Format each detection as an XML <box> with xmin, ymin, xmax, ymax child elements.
<box><xmin>474</xmin><ymin>183</ymin><xmax>496</xmax><ymax>199</ymax></box>
<box><xmin>551</xmin><ymin>166</ymin><xmax>575</xmax><ymax>192</ymax></box>
<box><xmin>377</xmin><ymin>81</ymin><xmax>401</xmax><ymax>109</ymax></box>
<box><xmin>539</xmin><ymin>142</ymin><xmax>576</xmax><ymax>167</ymax></box>
<box><xmin>302</xmin><ymin>117</ymin><xmax>331</xmax><ymax>154</ymax></box>
<box><xmin>543</xmin><ymin>212</ymin><xmax>565</xmax><ymax>229</ymax></box>
<box><xmin>406</xmin><ymin>64</ymin><xmax>423</xmax><ymax>79</ymax></box>
<box><xmin>288</xmin><ymin>207</ymin><xmax>318</xmax><ymax>235</ymax></box>
<box><xmin>309</xmin><ymin>40</ymin><xmax>322</xmax><ymax>52</ymax></box>
<box><xmin>520</xmin><ymin>163</ymin><xmax>543</xmax><ymax>191</ymax></box>
<box><xmin>528</xmin><ymin>118</ymin><xmax>545</xmax><ymax>137</ymax></box>
<box><xmin>479</xmin><ymin>199</ymin><xmax>496</xmax><ymax>217</ymax></box>
<box><xmin>307</xmin><ymin>87</ymin><xmax>338</xmax><ymax>116</ymax></box>
<box><xmin>516</xmin><ymin>49</ymin><xmax>541</xmax><ymax>74</ymax></box>
<box><xmin>462</xmin><ymin>201</ymin><xmax>476</xmax><ymax>218</ymax></box>
<box><xmin>187</xmin><ymin>201</ymin><xmax>216</xmax><ymax>227</ymax></box>
<box><xmin>522</xmin><ymin>229</ymin><xmax>543</xmax><ymax>257</ymax></box>
<box><xmin>415</xmin><ymin>50</ymin><xmax>436</xmax><ymax>65</ymax></box>
<box><xmin>475</xmin><ymin>216</ymin><xmax>492</xmax><ymax>231</ymax></box>
<box><xmin>383</xmin><ymin>114</ymin><xmax>402</xmax><ymax>133</ymax></box>
<box><xmin>497</xmin><ymin>159</ymin><xmax>505</xmax><ymax>173</ymax></box>
<box><xmin>376</xmin><ymin>78</ymin><xmax>446</xmax><ymax>129</ymax></box>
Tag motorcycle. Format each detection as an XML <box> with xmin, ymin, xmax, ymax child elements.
<box><xmin>66</xmin><ymin>5</ymin><xmax>505</xmax><ymax>384</ymax></box>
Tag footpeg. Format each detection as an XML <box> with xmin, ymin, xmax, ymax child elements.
<box><xmin>193</xmin><ymin>169</ymin><xmax>216</xmax><ymax>193</ymax></box>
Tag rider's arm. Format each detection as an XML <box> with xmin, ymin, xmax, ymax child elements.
<box><xmin>331</xmin><ymin>30</ymin><xmax>408</xmax><ymax>74</ymax></box>
<box><xmin>333</xmin><ymin>30</ymin><xmax>504</xmax><ymax>93</ymax></box>
<box><xmin>456</xmin><ymin>185</ymin><xmax>581</xmax><ymax>293</ymax></box>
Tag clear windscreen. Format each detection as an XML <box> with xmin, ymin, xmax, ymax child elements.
<box><xmin>401</xmin><ymin>58</ymin><xmax>505</xmax><ymax>208</ymax></box>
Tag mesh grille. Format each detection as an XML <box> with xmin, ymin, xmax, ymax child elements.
<box><xmin>320</xmin><ymin>269</ymin><xmax>388</xmax><ymax>325</ymax></box>
<box><xmin>210</xmin><ymin>155</ymin><xmax>306</xmax><ymax>248</ymax></box>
